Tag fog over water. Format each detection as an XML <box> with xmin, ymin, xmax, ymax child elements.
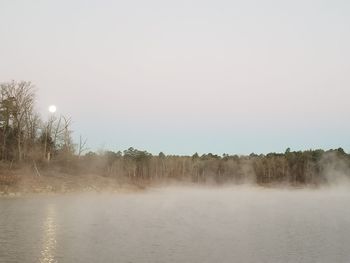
<box><xmin>1</xmin><ymin>186</ymin><xmax>350</xmax><ymax>263</ymax></box>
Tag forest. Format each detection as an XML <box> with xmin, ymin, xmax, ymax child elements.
<box><xmin>0</xmin><ymin>81</ymin><xmax>349</xmax><ymax>192</ymax></box>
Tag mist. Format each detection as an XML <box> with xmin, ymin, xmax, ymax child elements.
<box><xmin>1</xmin><ymin>0</ymin><xmax>350</xmax><ymax>262</ymax></box>
<box><xmin>319</xmin><ymin>151</ymin><xmax>350</xmax><ymax>188</ymax></box>
<box><xmin>1</xmin><ymin>186</ymin><xmax>350</xmax><ymax>263</ymax></box>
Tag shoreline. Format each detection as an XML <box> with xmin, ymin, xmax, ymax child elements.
<box><xmin>0</xmin><ymin>174</ymin><xmax>325</xmax><ymax>197</ymax></box>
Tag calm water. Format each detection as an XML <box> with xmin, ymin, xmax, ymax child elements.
<box><xmin>1</xmin><ymin>187</ymin><xmax>350</xmax><ymax>263</ymax></box>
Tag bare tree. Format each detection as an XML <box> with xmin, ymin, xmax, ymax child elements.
<box><xmin>0</xmin><ymin>81</ymin><xmax>36</xmax><ymax>161</ymax></box>
<box><xmin>78</xmin><ymin>135</ymin><xmax>89</xmax><ymax>158</ymax></box>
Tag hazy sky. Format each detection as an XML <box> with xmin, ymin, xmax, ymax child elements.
<box><xmin>1</xmin><ymin>0</ymin><xmax>349</xmax><ymax>155</ymax></box>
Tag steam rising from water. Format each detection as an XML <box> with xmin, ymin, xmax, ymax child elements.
<box><xmin>320</xmin><ymin>152</ymin><xmax>350</xmax><ymax>187</ymax></box>
<box><xmin>1</xmin><ymin>186</ymin><xmax>350</xmax><ymax>263</ymax></box>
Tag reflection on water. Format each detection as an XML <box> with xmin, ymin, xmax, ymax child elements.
<box><xmin>1</xmin><ymin>189</ymin><xmax>350</xmax><ymax>263</ymax></box>
<box><xmin>40</xmin><ymin>205</ymin><xmax>57</xmax><ymax>263</ymax></box>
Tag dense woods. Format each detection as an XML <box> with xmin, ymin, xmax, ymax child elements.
<box><xmin>77</xmin><ymin>147</ymin><xmax>350</xmax><ymax>186</ymax></box>
<box><xmin>0</xmin><ymin>81</ymin><xmax>349</xmax><ymax>192</ymax></box>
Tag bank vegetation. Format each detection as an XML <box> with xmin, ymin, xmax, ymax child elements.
<box><xmin>0</xmin><ymin>81</ymin><xmax>349</xmax><ymax>194</ymax></box>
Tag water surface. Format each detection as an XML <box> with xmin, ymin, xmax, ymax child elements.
<box><xmin>1</xmin><ymin>187</ymin><xmax>350</xmax><ymax>263</ymax></box>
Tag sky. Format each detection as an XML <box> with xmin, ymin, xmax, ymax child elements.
<box><xmin>0</xmin><ymin>0</ymin><xmax>349</xmax><ymax>155</ymax></box>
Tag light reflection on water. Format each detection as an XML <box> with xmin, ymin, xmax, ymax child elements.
<box><xmin>1</xmin><ymin>189</ymin><xmax>350</xmax><ymax>263</ymax></box>
<box><xmin>39</xmin><ymin>204</ymin><xmax>57</xmax><ymax>263</ymax></box>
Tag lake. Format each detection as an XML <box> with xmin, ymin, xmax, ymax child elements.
<box><xmin>1</xmin><ymin>186</ymin><xmax>350</xmax><ymax>263</ymax></box>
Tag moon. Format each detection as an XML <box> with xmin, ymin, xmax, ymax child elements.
<box><xmin>48</xmin><ymin>105</ymin><xmax>57</xmax><ymax>113</ymax></box>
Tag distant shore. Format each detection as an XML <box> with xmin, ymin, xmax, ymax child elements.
<box><xmin>0</xmin><ymin>172</ymin><xmax>323</xmax><ymax>197</ymax></box>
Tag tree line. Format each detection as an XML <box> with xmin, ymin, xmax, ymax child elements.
<box><xmin>77</xmin><ymin>147</ymin><xmax>350</xmax><ymax>185</ymax></box>
<box><xmin>1</xmin><ymin>81</ymin><xmax>349</xmax><ymax>186</ymax></box>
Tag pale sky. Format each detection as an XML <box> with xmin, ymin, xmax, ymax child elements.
<box><xmin>1</xmin><ymin>0</ymin><xmax>349</xmax><ymax>155</ymax></box>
